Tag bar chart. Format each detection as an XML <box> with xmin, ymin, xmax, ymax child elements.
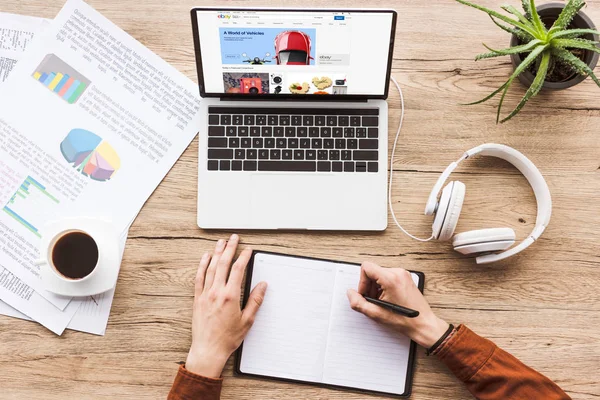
<box><xmin>32</xmin><ymin>54</ymin><xmax>91</xmax><ymax>104</ymax></box>
<box><xmin>2</xmin><ymin>176</ymin><xmax>60</xmax><ymax>238</ymax></box>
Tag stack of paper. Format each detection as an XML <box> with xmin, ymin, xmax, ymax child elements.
<box><xmin>0</xmin><ymin>0</ymin><xmax>202</xmax><ymax>335</ymax></box>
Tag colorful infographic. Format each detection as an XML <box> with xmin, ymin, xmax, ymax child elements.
<box><xmin>60</xmin><ymin>129</ymin><xmax>120</xmax><ymax>181</ymax></box>
<box><xmin>2</xmin><ymin>176</ymin><xmax>60</xmax><ymax>238</ymax></box>
<box><xmin>32</xmin><ymin>54</ymin><xmax>91</xmax><ymax>104</ymax></box>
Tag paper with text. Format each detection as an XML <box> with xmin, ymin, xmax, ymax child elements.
<box><xmin>0</xmin><ymin>12</ymin><xmax>48</xmax><ymax>82</ymax></box>
<box><xmin>0</xmin><ymin>0</ymin><xmax>201</xmax><ymax>316</ymax></box>
<box><xmin>0</xmin><ymin>9</ymin><xmax>124</xmax><ymax>335</ymax></box>
<box><xmin>239</xmin><ymin>253</ymin><xmax>419</xmax><ymax>396</ymax></box>
<box><xmin>0</xmin><ymin>15</ymin><xmax>68</xmax><ymax>309</ymax></box>
<box><xmin>0</xmin><ymin>266</ymin><xmax>81</xmax><ymax>334</ymax></box>
<box><xmin>0</xmin><ymin>229</ymin><xmax>127</xmax><ymax>335</ymax></box>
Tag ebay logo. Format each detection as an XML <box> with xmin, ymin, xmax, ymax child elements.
<box><xmin>217</xmin><ymin>14</ymin><xmax>232</xmax><ymax>19</ymax></box>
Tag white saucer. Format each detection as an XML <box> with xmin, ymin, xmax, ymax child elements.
<box><xmin>39</xmin><ymin>218</ymin><xmax>121</xmax><ymax>297</ymax></box>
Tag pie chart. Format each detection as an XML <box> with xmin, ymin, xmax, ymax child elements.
<box><xmin>60</xmin><ymin>129</ymin><xmax>120</xmax><ymax>181</ymax></box>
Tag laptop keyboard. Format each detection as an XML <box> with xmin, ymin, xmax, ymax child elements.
<box><xmin>206</xmin><ymin>107</ymin><xmax>380</xmax><ymax>173</ymax></box>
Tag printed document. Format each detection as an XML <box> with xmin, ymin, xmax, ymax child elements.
<box><xmin>0</xmin><ymin>230</ymin><xmax>127</xmax><ymax>335</ymax></box>
<box><xmin>0</xmin><ymin>0</ymin><xmax>201</xmax><ymax>331</ymax></box>
<box><xmin>0</xmin><ymin>12</ymin><xmax>78</xmax><ymax>332</ymax></box>
<box><xmin>0</xmin><ymin>267</ymin><xmax>82</xmax><ymax>335</ymax></box>
<box><xmin>0</xmin><ymin>12</ymin><xmax>48</xmax><ymax>82</ymax></box>
<box><xmin>0</xmin><ymin>0</ymin><xmax>203</xmax><ymax>335</ymax></box>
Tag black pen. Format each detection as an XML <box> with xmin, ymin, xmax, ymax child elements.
<box><xmin>363</xmin><ymin>296</ymin><xmax>420</xmax><ymax>318</ymax></box>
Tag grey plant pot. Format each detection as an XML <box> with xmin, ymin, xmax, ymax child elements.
<box><xmin>510</xmin><ymin>2</ymin><xmax>600</xmax><ymax>90</ymax></box>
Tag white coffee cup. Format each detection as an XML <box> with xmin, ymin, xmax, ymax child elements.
<box><xmin>38</xmin><ymin>218</ymin><xmax>121</xmax><ymax>297</ymax></box>
<box><xmin>36</xmin><ymin>229</ymin><xmax>100</xmax><ymax>283</ymax></box>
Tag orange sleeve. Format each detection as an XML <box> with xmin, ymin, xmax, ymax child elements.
<box><xmin>167</xmin><ymin>365</ymin><xmax>222</xmax><ymax>400</ymax></box>
<box><xmin>436</xmin><ymin>325</ymin><xmax>571</xmax><ymax>400</ymax></box>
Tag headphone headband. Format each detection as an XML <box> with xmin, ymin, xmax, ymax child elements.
<box><xmin>425</xmin><ymin>143</ymin><xmax>552</xmax><ymax>264</ymax></box>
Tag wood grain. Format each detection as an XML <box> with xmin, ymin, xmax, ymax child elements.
<box><xmin>1</xmin><ymin>0</ymin><xmax>599</xmax><ymax>399</ymax></box>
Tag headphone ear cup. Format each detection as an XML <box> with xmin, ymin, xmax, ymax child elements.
<box><xmin>453</xmin><ymin>228</ymin><xmax>516</xmax><ymax>255</ymax></box>
<box><xmin>431</xmin><ymin>181</ymin><xmax>465</xmax><ymax>241</ymax></box>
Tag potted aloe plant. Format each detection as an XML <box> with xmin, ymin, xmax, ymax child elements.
<box><xmin>457</xmin><ymin>0</ymin><xmax>600</xmax><ymax>123</ymax></box>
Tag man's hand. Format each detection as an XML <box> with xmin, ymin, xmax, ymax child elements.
<box><xmin>347</xmin><ymin>262</ymin><xmax>449</xmax><ymax>349</ymax></box>
<box><xmin>185</xmin><ymin>234</ymin><xmax>267</xmax><ymax>378</ymax></box>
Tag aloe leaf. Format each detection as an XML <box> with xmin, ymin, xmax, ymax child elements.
<box><xmin>501</xmin><ymin>50</ymin><xmax>551</xmax><ymax>123</ymax></box>
<box><xmin>462</xmin><ymin>81</ymin><xmax>511</xmax><ymax>105</ymax></box>
<box><xmin>475</xmin><ymin>51</ymin><xmax>506</xmax><ymax>60</ymax></box>
<box><xmin>500</xmin><ymin>6</ymin><xmax>531</xmax><ymax>25</ymax></box>
<box><xmin>456</xmin><ymin>0</ymin><xmax>540</xmax><ymax>37</ymax></box>
<box><xmin>481</xmin><ymin>39</ymin><xmax>542</xmax><ymax>56</ymax></box>
<box><xmin>501</xmin><ymin>5</ymin><xmax>534</xmax><ymax>26</ymax></box>
<box><xmin>550</xmin><ymin>28</ymin><xmax>600</xmax><ymax>40</ymax></box>
<box><xmin>464</xmin><ymin>44</ymin><xmax>548</xmax><ymax>105</ymax></box>
<box><xmin>552</xmin><ymin>47</ymin><xmax>600</xmax><ymax>87</ymax></box>
<box><xmin>496</xmin><ymin>84</ymin><xmax>511</xmax><ymax>123</ymax></box>
<box><xmin>503</xmin><ymin>43</ymin><xmax>547</xmax><ymax>76</ymax></box>
<box><xmin>528</xmin><ymin>0</ymin><xmax>547</xmax><ymax>35</ymax></box>
<box><xmin>550</xmin><ymin>0</ymin><xmax>585</xmax><ymax>33</ymax></box>
<box><xmin>546</xmin><ymin>56</ymin><xmax>557</xmax><ymax>77</ymax></box>
<box><xmin>521</xmin><ymin>0</ymin><xmax>532</xmax><ymax>16</ymax></box>
<box><xmin>553</xmin><ymin>38</ymin><xmax>600</xmax><ymax>53</ymax></box>
<box><xmin>489</xmin><ymin>15</ymin><xmax>533</xmax><ymax>41</ymax></box>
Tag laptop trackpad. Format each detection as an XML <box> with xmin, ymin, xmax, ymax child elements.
<box><xmin>251</xmin><ymin>174</ymin><xmax>332</xmax><ymax>228</ymax></box>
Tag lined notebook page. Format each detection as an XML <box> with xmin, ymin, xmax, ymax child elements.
<box><xmin>239</xmin><ymin>253</ymin><xmax>419</xmax><ymax>396</ymax></box>
<box><xmin>322</xmin><ymin>264</ymin><xmax>419</xmax><ymax>394</ymax></box>
<box><xmin>239</xmin><ymin>253</ymin><xmax>336</xmax><ymax>382</ymax></box>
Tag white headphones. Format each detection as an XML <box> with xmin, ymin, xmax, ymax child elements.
<box><xmin>424</xmin><ymin>143</ymin><xmax>552</xmax><ymax>264</ymax></box>
<box><xmin>389</xmin><ymin>79</ymin><xmax>552</xmax><ymax>264</ymax></box>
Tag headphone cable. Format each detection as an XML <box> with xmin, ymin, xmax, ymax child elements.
<box><xmin>388</xmin><ymin>76</ymin><xmax>434</xmax><ymax>242</ymax></box>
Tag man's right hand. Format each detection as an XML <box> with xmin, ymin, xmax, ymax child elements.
<box><xmin>347</xmin><ymin>262</ymin><xmax>449</xmax><ymax>349</ymax></box>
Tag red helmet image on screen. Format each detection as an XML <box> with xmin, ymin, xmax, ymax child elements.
<box><xmin>274</xmin><ymin>31</ymin><xmax>313</xmax><ymax>65</ymax></box>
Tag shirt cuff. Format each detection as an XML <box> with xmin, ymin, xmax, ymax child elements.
<box><xmin>167</xmin><ymin>365</ymin><xmax>223</xmax><ymax>400</ymax></box>
<box><xmin>435</xmin><ymin>324</ymin><xmax>496</xmax><ymax>382</ymax></box>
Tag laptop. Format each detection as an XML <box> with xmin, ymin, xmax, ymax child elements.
<box><xmin>190</xmin><ymin>8</ymin><xmax>397</xmax><ymax>230</ymax></box>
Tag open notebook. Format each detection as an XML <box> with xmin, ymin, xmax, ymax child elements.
<box><xmin>236</xmin><ymin>252</ymin><xmax>424</xmax><ymax>397</ymax></box>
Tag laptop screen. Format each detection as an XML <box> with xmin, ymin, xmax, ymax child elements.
<box><xmin>191</xmin><ymin>9</ymin><xmax>397</xmax><ymax>99</ymax></box>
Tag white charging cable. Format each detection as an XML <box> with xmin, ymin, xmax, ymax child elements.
<box><xmin>388</xmin><ymin>76</ymin><xmax>434</xmax><ymax>242</ymax></box>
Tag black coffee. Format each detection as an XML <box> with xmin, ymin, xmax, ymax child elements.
<box><xmin>51</xmin><ymin>231</ymin><xmax>99</xmax><ymax>279</ymax></box>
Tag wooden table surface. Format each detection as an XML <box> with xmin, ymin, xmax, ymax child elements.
<box><xmin>1</xmin><ymin>0</ymin><xmax>599</xmax><ymax>399</ymax></box>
